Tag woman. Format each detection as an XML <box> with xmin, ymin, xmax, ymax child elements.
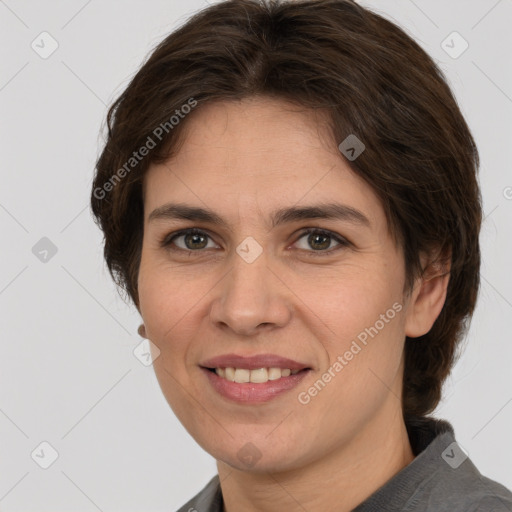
<box><xmin>90</xmin><ymin>0</ymin><xmax>512</xmax><ymax>510</ymax></box>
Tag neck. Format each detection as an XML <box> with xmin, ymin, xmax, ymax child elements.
<box><xmin>217</xmin><ymin>406</ymin><xmax>415</xmax><ymax>512</ymax></box>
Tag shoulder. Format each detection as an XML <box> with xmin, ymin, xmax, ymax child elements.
<box><xmin>387</xmin><ymin>416</ymin><xmax>512</xmax><ymax>512</ymax></box>
<box><xmin>405</xmin><ymin>431</ymin><xmax>512</xmax><ymax>511</ymax></box>
<box><xmin>414</xmin><ymin>470</ymin><xmax>512</xmax><ymax>511</ymax></box>
<box><xmin>469</xmin><ymin>475</ymin><xmax>512</xmax><ymax>511</ymax></box>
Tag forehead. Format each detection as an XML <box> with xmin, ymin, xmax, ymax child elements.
<box><xmin>143</xmin><ymin>97</ymin><xmax>386</xmax><ymax>232</ymax></box>
<box><xmin>167</xmin><ymin>96</ymin><xmax>338</xmax><ymax>174</ymax></box>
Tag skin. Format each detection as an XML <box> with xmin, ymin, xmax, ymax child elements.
<box><xmin>137</xmin><ymin>96</ymin><xmax>450</xmax><ymax>512</ymax></box>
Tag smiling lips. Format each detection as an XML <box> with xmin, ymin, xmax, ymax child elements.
<box><xmin>200</xmin><ymin>353</ymin><xmax>311</xmax><ymax>401</ymax></box>
<box><xmin>201</xmin><ymin>353</ymin><xmax>310</xmax><ymax>368</ymax></box>
<box><xmin>215</xmin><ymin>366</ymin><xmax>301</xmax><ymax>383</ymax></box>
<box><xmin>201</xmin><ymin>353</ymin><xmax>310</xmax><ymax>373</ymax></box>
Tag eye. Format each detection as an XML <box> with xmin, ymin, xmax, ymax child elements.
<box><xmin>161</xmin><ymin>228</ymin><xmax>219</xmax><ymax>252</ymax></box>
<box><xmin>293</xmin><ymin>228</ymin><xmax>349</xmax><ymax>256</ymax></box>
<box><xmin>160</xmin><ymin>227</ymin><xmax>350</xmax><ymax>256</ymax></box>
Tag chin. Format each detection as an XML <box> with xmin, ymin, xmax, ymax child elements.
<box><xmin>204</xmin><ymin>435</ymin><xmax>307</xmax><ymax>475</ymax></box>
<box><xmin>219</xmin><ymin>452</ymin><xmax>301</xmax><ymax>474</ymax></box>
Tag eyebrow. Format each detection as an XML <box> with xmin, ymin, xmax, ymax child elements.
<box><xmin>148</xmin><ymin>202</ymin><xmax>371</xmax><ymax>230</ymax></box>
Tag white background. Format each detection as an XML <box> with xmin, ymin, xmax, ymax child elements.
<box><xmin>1</xmin><ymin>0</ymin><xmax>511</xmax><ymax>510</ymax></box>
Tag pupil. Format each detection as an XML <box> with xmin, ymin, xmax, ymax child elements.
<box><xmin>186</xmin><ymin>233</ymin><xmax>207</xmax><ymax>249</ymax></box>
<box><xmin>310</xmin><ymin>233</ymin><xmax>329</xmax><ymax>250</ymax></box>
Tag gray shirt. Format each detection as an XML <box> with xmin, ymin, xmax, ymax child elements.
<box><xmin>176</xmin><ymin>416</ymin><xmax>512</xmax><ymax>511</ymax></box>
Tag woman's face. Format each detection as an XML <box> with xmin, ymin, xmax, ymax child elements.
<box><xmin>138</xmin><ymin>96</ymin><xmax>416</xmax><ymax>472</ymax></box>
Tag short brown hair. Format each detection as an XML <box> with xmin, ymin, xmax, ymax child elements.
<box><xmin>91</xmin><ymin>0</ymin><xmax>482</xmax><ymax>417</ymax></box>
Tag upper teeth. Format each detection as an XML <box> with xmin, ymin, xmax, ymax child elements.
<box><xmin>215</xmin><ymin>367</ymin><xmax>301</xmax><ymax>383</ymax></box>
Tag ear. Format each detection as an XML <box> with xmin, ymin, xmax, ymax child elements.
<box><xmin>405</xmin><ymin>251</ymin><xmax>451</xmax><ymax>338</ymax></box>
<box><xmin>138</xmin><ymin>323</ymin><xmax>147</xmax><ymax>338</ymax></box>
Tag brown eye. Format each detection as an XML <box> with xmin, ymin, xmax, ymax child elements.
<box><xmin>294</xmin><ymin>228</ymin><xmax>349</xmax><ymax>255</ymax></box>
<box><xmin>162</xmin><ymin>229</ymin><xmax>218</xmax><ymax>251</ymax></box>
<box><xmin>307</xmin><ymin>232</ymin><xmax>331</xmax><ymax>250</ymax></box>
<box><xmin>160</xmin><ymin>227</ymin><xmax>349</xmax><ymax>257</ymax></box>
<box><xmin>182</xmin><ymin>232</ymin><xmax>208</xmax><ymax>250</ymax></box>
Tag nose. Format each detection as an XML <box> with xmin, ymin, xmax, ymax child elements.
<box><xmin>209</xmin><ymin>248</ymin><xmax>292</xmax><ymax>337</ymax></box>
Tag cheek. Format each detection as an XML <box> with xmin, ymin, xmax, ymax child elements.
<box><xmin>307</xmin><ymin>265</ymin><xmax>407</xmax><ymax>395</ymax></box>
<box><xmin>337</xmin><ymin>319</ymin><xmax>406</xmax><ymax>399</ymax></box>
<box><xmin>138</xmin><ymin>250</ymin><xmax>405</xmax><ymax>345</ymax></box>
<box><xmin>137</xmin><ymin>260</ymin><xmax>207</xmax><ymax>421</ymax></box>
<box><xmin>303</xmin><ymin>263</ymin><xmax>404</xmax><ymax>339</ymax></box>
<box><xmin>137</xmin><ymin>257</ymin><xmax>213</xmax><ymax>356</ymax></box>
<box><xmin>138</xmin><ymin>257</ymin><xmax>177</xmax><ymax>342</ymax></box>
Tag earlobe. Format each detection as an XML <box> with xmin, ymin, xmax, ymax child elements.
<box><xmin>138</xmin><ymin>323</ymin><xmax>147</xmax><ymax>338</ymax></box>
<box><xmin>405</xmin><ymin>257</ymin><xmax>451</xmax><ymax>338</ymax></box>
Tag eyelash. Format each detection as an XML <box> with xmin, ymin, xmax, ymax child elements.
<box><xmin>160</xmin><ymin>227</ymin><xmax>350</xmax><ymax>257</ymax></box>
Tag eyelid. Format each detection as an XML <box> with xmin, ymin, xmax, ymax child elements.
<box><xmin>160</xmin><ymin>227</ymin><xmax>351</xmax><ymax>254</ymax></box>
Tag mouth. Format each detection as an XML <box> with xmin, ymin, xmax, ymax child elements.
<box><xmin>202</xmin><ymin>366</ymin><xmax>309</xmax><ymax>383</ymax></box>
<box><xmin>199</xmin><ymin>365</ymin><xmax>312</xmax><ymax>403</ymax></box>
<box><xmin>199</xmin><ymin>353</ymin><xmax>313</xmax><ymax>403</ymax></box>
